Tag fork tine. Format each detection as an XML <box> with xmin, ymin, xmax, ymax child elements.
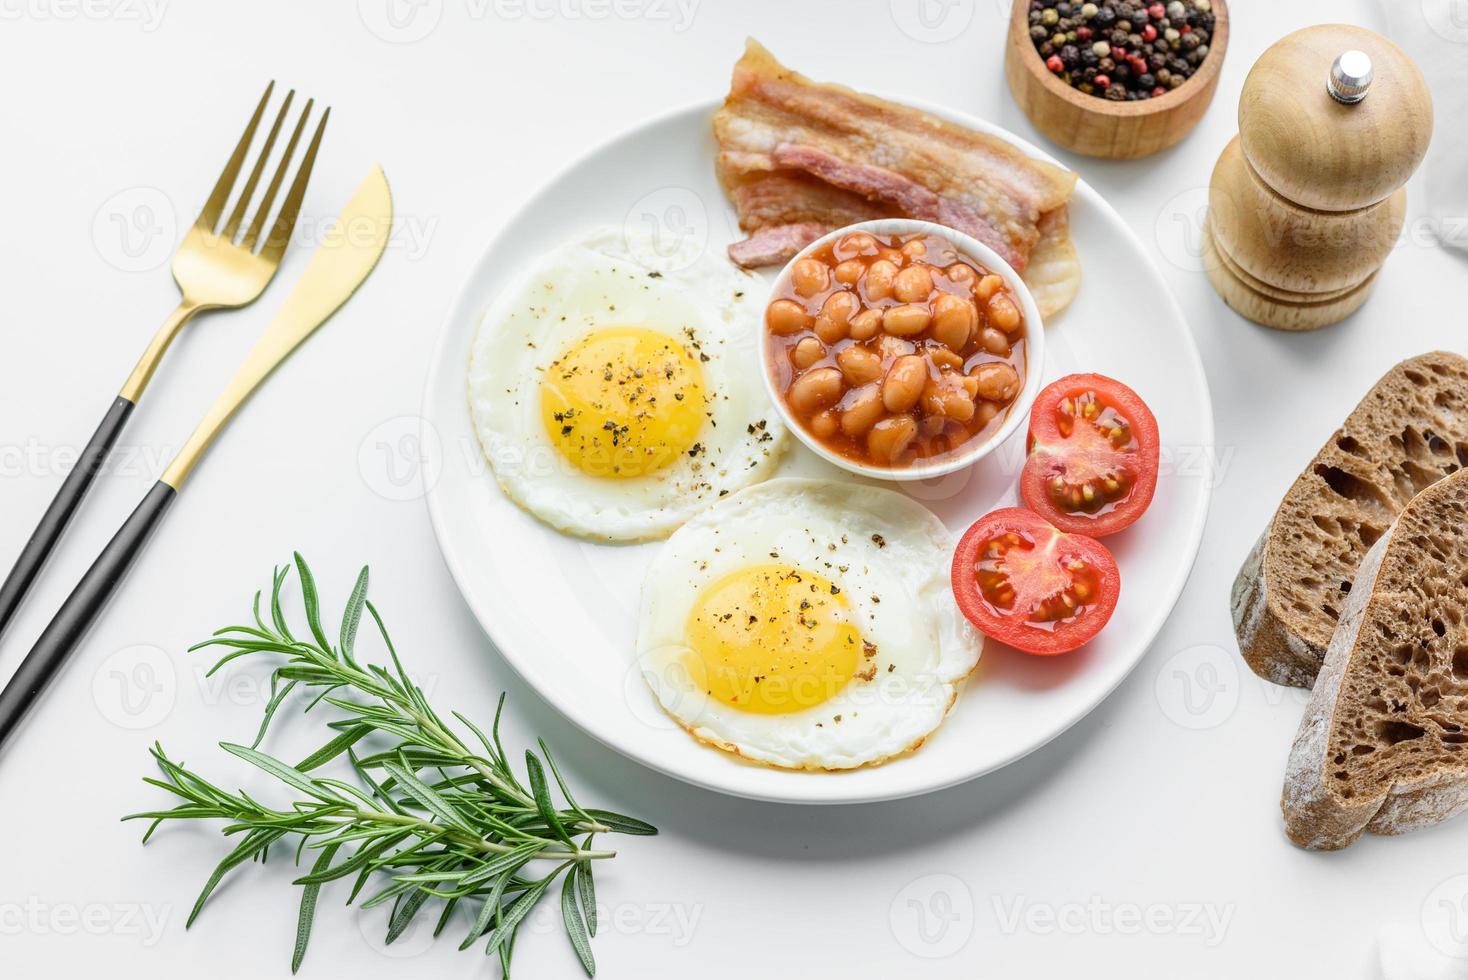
<box><xmin>222</xmin><ymin>89</ymin><xmax>294</xmax><ymax>242</ymax></box>
<box><xmin>242</xmin><ymin>98</ymin><xmax>313</xmax><ymax>253</ymax></box>
<box><xmin>196</xmin><ymin>81</ymin><xmax>274</xmax><ymax>233</ymax></box>
<box><xmin>257</xmin><ymin>107</ymin><xmax>329</xmax><ymax>262</ymax></box>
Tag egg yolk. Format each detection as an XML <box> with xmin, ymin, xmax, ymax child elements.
<box><xmin>684</xmin><ymin>564</ymin><xmax>860</xmax><ymax>714</ymax></box>
<box><xmin>541</xmin><ymin>327</ymin><xmax>706</xmax><ymax>478</ymax></box>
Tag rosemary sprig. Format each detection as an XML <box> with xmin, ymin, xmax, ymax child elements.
<box><xmin>126</xmin><ymin>554</ymin><xmax>655</xmax><ymax>977</ymax></box>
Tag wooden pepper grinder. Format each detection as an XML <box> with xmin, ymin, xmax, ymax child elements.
<box><xmin>1203</xmin><ymin>24</ymin><xmax>1432</xmax><ymax>331</ymax></box>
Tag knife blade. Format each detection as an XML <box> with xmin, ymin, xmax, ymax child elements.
<box><xmin>163</xmin><ymin>165</ymin><xmax>393</xmax><ymax>489</ymax></box>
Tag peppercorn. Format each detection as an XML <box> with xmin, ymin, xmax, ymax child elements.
<box><xmin>1029</xmin><ymin>0</ymin><xmax>1212</xmax><ymax>101</ymax></box>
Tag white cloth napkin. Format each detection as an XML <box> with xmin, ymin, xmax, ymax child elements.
<box><xmin>1378</xmin><ymin>0</ymin><xmax>1468</xmax><ymax>251</ymax></box>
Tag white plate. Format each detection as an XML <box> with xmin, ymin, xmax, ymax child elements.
<box><xmin>423</xmin><ymin>99</ymin><xmax>1213</xmax><ymax>804</ymax></box>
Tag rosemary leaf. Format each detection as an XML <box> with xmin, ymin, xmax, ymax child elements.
<box><xmin>483</xmin><ymin>878</ymin><xmax>551</xmax><ymax>957</ymax></box>
<box><xmin>525</xmin><ymin>751</ymin><xmax>574</xmax><ymax>846</ymax></box>
<box><xmin>577</xmin><ymin>858</ymin><xmax>597</xmax><ymax>937</ymax></box>
<box><xmin>220</xmin><ymin>744</ymin><xmax>343</xmax><ymax>804</ymax></box>
<box><xmin>293</xmin><ymin>552</ymin><xmax>333</xmax><ymax>653</ymax></box>
<box><xmin>339</xmin><ymin>566</ymin><xmax>369</xmax><ymax>667</ymax></box>
<box><xmin>292</xmin><ymin>842</ymin><xmax>338</xmax><ymax>973</ymax></box>
<box><xmin>562</xmin><ymin>867</ymin><xmax>596</xmax><ymax>976</ymax></box>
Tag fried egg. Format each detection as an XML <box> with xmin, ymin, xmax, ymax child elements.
<box><xmin>636</xmin><ymin>479</ymin><xmax>982</xmax><ymax>770</ymax></box>
<box><xmin>469</xmin><ymin>227</ymin><xmax>787</xmax><ymax>541</ymax></box>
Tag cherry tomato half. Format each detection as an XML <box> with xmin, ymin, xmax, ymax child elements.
<box><xmin>951</xmin><ymin>508</ymin><xmax>1120</xmax><ymax>655</ymax></box>
<box><xmin>1020</xmin><ymin>374</ymin><xmax>1159</xmax><ymax>537</ymax></box>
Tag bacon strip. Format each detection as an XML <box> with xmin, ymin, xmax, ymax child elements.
<box><xmin>727</xmin><ymin>223</ymin><xmax>830</xmax><ymax>268</ymax></box>
<box><xmin>713</xmin><ymin>40</ymin><xmax>1081</xmax><ymax>316</ymax></box>
<box><xmin>769</xmin><ymin>144</ymin><xmax>1015</xmax><ymax>265</ymax></box>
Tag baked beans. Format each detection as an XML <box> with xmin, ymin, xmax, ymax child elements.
<box><xmin>766</xmin><ymin>230</ymin><xmax>1028</xmax><ymax>468</ymax></box>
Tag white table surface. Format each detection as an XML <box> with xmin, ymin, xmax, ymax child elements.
<box><xmin>1</xmin><ymin>1</ymin><xmax>1463</xmax><ymax>976</ymax></box>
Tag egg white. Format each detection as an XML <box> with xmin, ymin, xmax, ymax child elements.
<box><xmin>468</xmin><ymin>227</ymin><xmax>787</xmax><ymax>542</ymax></box>
<box><xmin>636</xmin><ymin>478</ymin><xmax>982</xmax><ymax>770</ymax></box>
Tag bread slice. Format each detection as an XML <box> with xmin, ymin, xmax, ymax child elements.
<box><xmin>1232</xmin><ymin>352</ymin><xmax>1468</xmax><ymax>688</ymax></box>
<box><xmin>1282</xmin><ymin>468</ymin><xmax>1468</xmax><ymax>850</ymax></box>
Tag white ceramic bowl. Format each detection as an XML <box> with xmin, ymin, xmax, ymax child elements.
<box><xmin>759</xmin><ymin>218</ymin><xmax>1046</xmax><ymax>481</ymax></box>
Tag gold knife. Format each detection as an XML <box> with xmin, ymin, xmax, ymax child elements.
<box><xmin>0</xmin><ymin>166</ymin><xmax>393</xmax><ymax>750</ymax></box>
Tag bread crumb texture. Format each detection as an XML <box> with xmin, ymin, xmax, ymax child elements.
<box><xmin>1282</xmin><ymin>467</ymin><xmax>1468</xmax><ymax>849</ymax></box>
<box><xmin>1235</xmin><ymin>352</ymin><xmax>1468</xmax><ymax>688</ymax></box>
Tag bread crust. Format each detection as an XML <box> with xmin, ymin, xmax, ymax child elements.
<box><xmin>1231</xmin><ymin>523</ymin><xmax>1324</xmax><ymax>688</ymax></box>
<box><xmin>1234</xmin><ymin>351</ymin><xmax>1468</xmax><ymax>690</ymax></box>
<box><xmin>1281</xmin><ymin>528</ymin><xmax>1391</xmax><ymax>849</ymax></box>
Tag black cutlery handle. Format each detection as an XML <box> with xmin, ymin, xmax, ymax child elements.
<box><xmin>0</xmin><ymin>395</ymin><xmax>136</xmax><ymax>638</ymax></box>
<box><xmin>0</xmin><ymin>480</ymin><xmax>175</xmax><ymax>750</ymax></box>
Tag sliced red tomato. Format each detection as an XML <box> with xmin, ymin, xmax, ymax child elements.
<box><xmin>1020</xmin><ymin>374</ymin><xmax>1159</xmax><ymax>537</ymax></box>
<box><xmin>951</xmin><ymin>508</ymin><xmax>1119</xmax><ymax>655</ymax></box>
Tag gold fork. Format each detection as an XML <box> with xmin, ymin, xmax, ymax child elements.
<box><xmin>0</xmin><ymin>83</ymin><xmax>328</xmax><ymax>638</ymax></box>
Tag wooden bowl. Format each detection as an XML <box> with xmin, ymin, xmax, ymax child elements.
<box><xmin>1004</xmin><ymin>0</ymin><xmax>1229</xmax><ymax>159</ymax></box>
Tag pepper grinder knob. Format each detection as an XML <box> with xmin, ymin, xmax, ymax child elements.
<box><xmin>1328</xmin><ymin>49</ymin><xmax>1373</xmax><ymax>104</ymax></box>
